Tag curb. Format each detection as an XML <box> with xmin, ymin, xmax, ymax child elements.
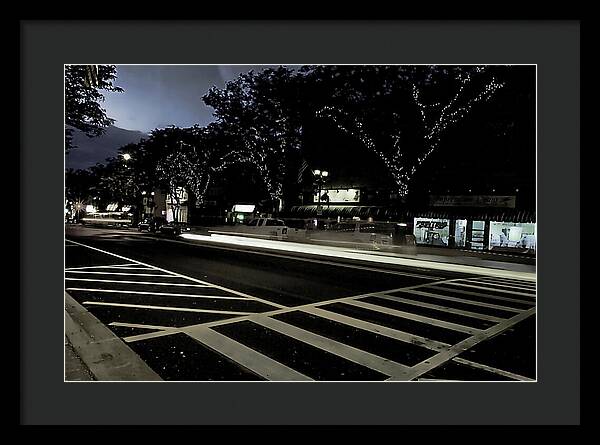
<box><xmin>65</xmin><ymin>292</ymin><xmax>162</xmax><ymax>381</ymax></box>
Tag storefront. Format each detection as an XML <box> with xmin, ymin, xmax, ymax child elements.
<box><xmin>489</xmin><ymin>221</ymin><xmax>537</xmax><ymax>252</ymax></box>
<box><xmin>165</xmin><ymin>187</ymin><xmax>189</xmax><ymax>223</ymax></box>
<box><xmin>413</xmin><ymin>218</ymin><xmax>450</xmax><ymax>246</ymax></box>
<box><xmin>412</xmin><ymin>217</ymin><xmax>536</xmax><ymax>252</ymax></box>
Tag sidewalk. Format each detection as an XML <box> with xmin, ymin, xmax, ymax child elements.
<box><xmin>65</xmin><ymin>336</ymin><xmax>94</xmax><ymax>381</ymax></box>
<box><xmin>64</xmin><ymin>291</ymin><xmax>162</xmax><ymax>381</ymax></box>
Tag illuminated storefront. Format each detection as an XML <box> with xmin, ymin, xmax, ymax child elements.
<box><xmin>489</xmin><ymin>221</ymin><xmax>537</xmax><ymax>252</ymax></box>
<box><xmin>313</xmin><ymin>188</ymin><xmax>361</xmax><ymax>204</ymax></box>
<box><xmin>413</xmin><ymin>218</ymin><xmax>450</xmax><ymax>246</ymax></box>
<box><xmin>165</xmin><ymin>187</ymin><xmax>189</xmax><ymax>223</ymax></box>
<box><xmin>454</xmin><ymin>219</ymin><xmax>467</xmax><ymax>247</ymax></box>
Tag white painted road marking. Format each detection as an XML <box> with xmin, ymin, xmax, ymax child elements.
<box><xmin>345</xmin><ymin>299</ymin><xmax>479</xmax><ymax>335</ymax></box>
<box><xmin>66</xmin><ymin>271</ymin><xmax>175</xmax><ymax>277</ymax></box>
<box><xmin>66</xmin><ymin>239</ymin><xmax>287</xmax><ymax>309</ymax></box>
<box><xmin>184</xmin><ymin>326</ymin><xmax>313</xmax><ymax>381</ymax></box>
<box><xmin>252</xmin><ymin>315</ymin><xmax>411</xmax><ymax>377</ymax></box>
<box><xmin>375</xmin><ymin>294</ymin><xmax>505</xmax><ymax>323</ymax></box>
<box><xmin>393</xmin><ymin>288</ymin><xmax>523</xmax><ymax>313</ymax></box>
<box><xmin>452</xmin><ymin>357</ymin><xmax>534</xmax><ymax>381</ymax></box>
<box><xmin>443</xmin><ymin>281</ymin><xmax>536</xmax><ymax>297</ymax></box>
<box><xmin>65</xmin><ymin>278</ymin><xmax>212</xmax><ymax>287</ymax></box>
<box><xmin>300</xmin><ymin>306</ymin><xmax>450</xmax><ymax>351</ymax></box>
<box><xmin>82</xmin><ymin>301</ymin><xmax>251</xmax><ymax>316</ymax></box>
<box><xmin>67</xmin><ymin>288</ymin><xmax>252</xmax><ymax>300</ymax></box>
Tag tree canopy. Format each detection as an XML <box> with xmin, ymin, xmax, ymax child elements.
<box><xmin>65</xmin><ymin>65</ymin><xmax>123</xmax><ymax>152</ymax></box>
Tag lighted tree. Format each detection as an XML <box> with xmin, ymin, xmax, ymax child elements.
<box><xmin>91</xmin><ymin>155</ymin><xmax>139</xmax><ymax>211</ymax></box>
<box><xmin>65</xmin><ymin>65</ymin><xmax>123</xmax><ymax>152</ymax></box>
<box><xmin>311</xmin><ymin>65</ymin><xmax>504</xmax><ymax>198</ymax></box>
<box><xmin>203</xmin><ymin>67</ymin><xmax>304</xmax><ymax>211</ymax></box>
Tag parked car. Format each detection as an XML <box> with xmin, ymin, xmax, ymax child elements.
<box><xmin>208</xmin><ymin>217</ymin><xmax>289</xmax><ymax>240</ymax></box>
<box><xmin>138</xmin><ymin>216</ymin><xmax>167</xmax><ymax>233</ymax></box>
<box><xmin>243</xmin><ymin>217</ymin><xmax>288</xmax><ymax>240</ymax></box>
<box><xmin>158</xmin><ymin>221</ymin><xmax>192</xmax><ymax>236</ymax></box>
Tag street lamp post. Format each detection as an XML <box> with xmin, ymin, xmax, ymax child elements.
<box><xmin>313</xmin><ymin>169</ymin><xmax>329</xmax><ymax>217</ymax></box>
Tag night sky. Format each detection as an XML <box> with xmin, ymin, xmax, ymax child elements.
<box><xmin>103</xmin><ymin>65</ymin><xmax>294</xmax><ymax>132</ymax></box>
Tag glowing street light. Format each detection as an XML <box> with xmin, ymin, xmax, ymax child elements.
<box><xmin>122</xmin><ymin>153</ymin><xmax>131</xmax><ymax>161</ymax></box>
<box><xmin>313</xmin><ymin>169</ymin><xmax>330</xmax><ymax>216</ymax></box>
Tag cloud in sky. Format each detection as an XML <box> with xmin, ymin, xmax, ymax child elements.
<box><xmin>102</xmin><ymin>65</ymin><xmax>280</xmax><ymax>133</ymax></box>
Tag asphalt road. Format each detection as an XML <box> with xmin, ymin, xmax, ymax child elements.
<box><xmin>65</xmin><ymin>225</ymin><xmax>537</xmax><ymax>381</ymax></box>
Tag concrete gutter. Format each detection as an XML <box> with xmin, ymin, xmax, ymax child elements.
<box><xmin>65</xmin><ymin>292</ymin><xmax>162</xmax><ymax>381</ymax></box>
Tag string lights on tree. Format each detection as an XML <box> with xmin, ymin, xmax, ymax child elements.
<box><xmin>316</xmin><ymin>66</ymin><xmax>504</xmax><ymax>198</ymax></box>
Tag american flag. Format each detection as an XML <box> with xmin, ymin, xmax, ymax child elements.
<box><xmin>297</xmin><ymin>158</ymin><xmax>309</xmax><ymax>183</ymax></box>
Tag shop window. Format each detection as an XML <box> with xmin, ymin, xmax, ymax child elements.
<box><xmin>489</xmin><ymin>221</ymin><xmax>536</xmax><ymax>252</ymax></box>
<box><xmin>455</xmin><ymin>219</ymin><xmax>467</xmax><ymax>247</ymax></box>
<box><xmin>413</xmin><ymin>218</ymin><xmax>450</xmax><ymax>246</ymax></box>
<box><xmin>470</xmin><ymin>220</ymin><xmax>486</xmax><ymax>250</ymax></box>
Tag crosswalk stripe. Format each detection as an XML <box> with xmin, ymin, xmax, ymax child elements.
<box><xmin>109</xmin><ymin>322</ymin><xmax>178</xmax><ymax>331</ymax></box>
<box><xmin>65</xmin><ymin>278</ymin><xmax>212</xmax><ymax>287</ymax></box>
<box><xmin>452</xmin><ymin>357</ymin><xmax>534</xmax><ymax>381</ymax></box>
<box><xmin>66</xmin><ymin>271</ymin><xmax>175</xmax><ymax>277</ymax></box>
<box><xmin>344</xmin><ymin>300</ymin><xmax>478</xmax><ymax>335</ymax></box>
<box><xmin>300</xmin><ymin>306</ymin><xmax>450</xmax><ymax>351</ymax></box>
<box><xmin>67</xmin><ymin>288</ymin><xmax>250</xmax><ymax>300</ymax></box>
<box><xmin>65</xmin><ymin>263</ymin><xmax>140</xmax><ymax>270</ymax></box>
<box><xmin>252</xmin><ymin>315</ymin><xmax>411</xmax><ymax>377</ymax></box>
<box><xmin>393</xmin><ymin>308</ymin><xmax>536</xmax><ymax>381</ymax></box>
<box><xmin>65</xmin><ymin>265</ymin><xmax>154</xmax><ymax>271</ymax></box>
<box><xmin>392</xmin><ymin>288</ymin><xmax>522</xmax><ymax>313</ymax></box>
<box><xmin>426</xmin><ymin>285</ymin><xmax>536</xmax><ymax>306</ymax></box>
<box><xmin>472</xmin><ymin>276</ymin><xmax>536</xmax><ymax>286</ymax></box>
<box><xmin>185</xmin><ymin>326</ymin><xmax>313</xmax><ymax>381</ymax></box>
<box><xmin>443</xmin><ymin>281</ymin><xmax>536</xmax><ymax>297</ymax></box>
<box><xmin>82</xmin><ymin>301</ymin><xmax>250</xmax><ymax>315</ymax></box>
<box><xmin>64</xmin><ymin>239</ymin><xmax>288</xmax><ymax>309</ymax></box>
<box><xmin>375</xmin><ymin>294</ymin><xmax>505</xmax><ymax>323</ymax></box>
<box><xmin>463</xmin><ymin>279</ymin><xmax>536</xmax><ymax>292</ymax></box>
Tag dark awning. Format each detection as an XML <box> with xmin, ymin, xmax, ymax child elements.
<box><xmin>286</xmin><ymin>205</ymin><xmax>535</xmax><ymax>223</ymax></box>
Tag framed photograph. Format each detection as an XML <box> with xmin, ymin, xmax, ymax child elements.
<box><xmin>21</xmin><ymin>20</ymin><xmax>580</xmax><ymax>425</ymax></box>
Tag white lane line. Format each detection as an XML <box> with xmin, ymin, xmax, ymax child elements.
<box><xmin>109</xmin><ymin>322</ymin><xmax>178</xmax><ymax>331</ymax></box>
<box><xmin>66</xmin><ymin>239</ymin><xmax>287</xmax><ymax>310</ymax></box>
<box><xmin>65</xmin><ymin>271</ymin><xmax>175</xmax><ymax>277</ymax></box>
<box><xmin>184</xmin><ymin>327</ymin><xmax>313</xmax><ymax>381</ymax></box>
<box><xmin>444</xmin><ymin>281</ymin><xmax>537</xmax><ymax>297</ymax></box>
<box><xmin>394</xmin><ymin>308</ymin><xmax>536</xmax><ymax>381</ymax></box>
<box><xmin>463</xmin><ymin>279</ymin><xmax>537</xmax><ymax>292</ymax></box>
<box><xmin>452</xmin><ymin>357</ymin><xmax>534</xmax><ymax>381</ymax></box>
<box><xmin>67</xmin><ymin>288</ymin><xmax>251</xmax><ymax>300</ymax></box>
<box><xmin>375</xmin><ymin>294</ymin><xmax>505</xmax><ymax>323</ymax></box>
<box><xmin>392</xmin><ymin>288</ymin><xmax>522</xmax><ymax>313</ymax></box>
<box><xmin>300</xmin><ymin>306</ymin><xmax>450</xmax><ymax>351</ymax></box>
<box><xmin>65</xmin><ymin>278</ymin><xmax>212</xmax><ymax>287</ymax></box>
<box><xmin>344</xmin><ymin>300</ymin><xmax>479</xmax><ymax>335</ymax></box>
<box><xmin>65</xmin><ymin>263</ymin><xmax>140</xmax><ymax>270</ymax></box>
<box><xmin>427</xmin><ymin>285</ymin><xmax>536</xmax><ymax>306</ymax></box>
<box><xmin>65</xmin><ymin>265</ymin><xmax>151</xmax><ymax>272</ymax></box>
<box><xmin>251</xmin><ymin>315</ymin><xmax>410</xmax><ymax>378</ymax></box>
<box><xmin>82</xmin><ymin>301</ymin><xmax>251</xmax><ymax>315</ymax></box>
